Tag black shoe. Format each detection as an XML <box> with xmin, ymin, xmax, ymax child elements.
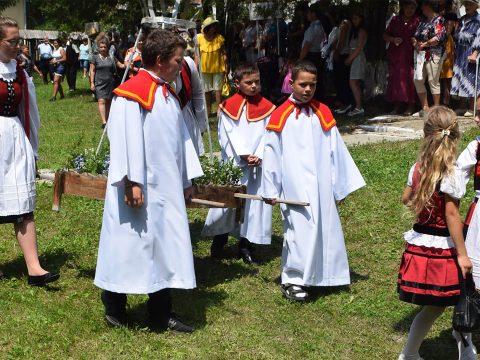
<box><xmin>238</xmin><ymin>248</ymin><xmax>258</xmax><ymax>265</ymax></box>
<box><xmin>27</xmin><ymin>272</ymin><xmax>60</xmax><ymax>286</ymax></box>
<box><xmin>101</xmin><ymin>290</ymin><xmax>127</xmax><ymax>327</ymax></box>
<box><xmin>167</xmin><ymin>315</ymin><xmax>194</xmax><ymax>333</ymax></box>
<box><xmin>150</xmin><ymin>314</ymin><xmax>194</xmax><ymax>333</ymax></box>
<box><xmin>49</xmin><ymin>97</ymin><xmax>56</xmax><ymax>102</ymax></box>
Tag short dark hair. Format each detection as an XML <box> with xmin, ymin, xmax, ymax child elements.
<box><xmin>233</xmin><ymin>62</ymin><xmax>259</xmax><ymax>81</ymax></box>
<box><xmin>291</xmin><ymin>60</ymin><xmax>317</xmax><ymax>81</ymax></box>
<box><xmin>308</xmin><ymin>3</ymin><xmax>323</xmax><ymax>19</ymax></box>
<box><xmin>142</xmin><ymin>29</ymin><xmax>187</xmax><ymax>68</ymax></box>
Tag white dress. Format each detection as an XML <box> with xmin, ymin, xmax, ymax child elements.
<box><xmin>94</xmin><ymin>70</ymin><xmax>203</xmax><ymax>294</ymax></box>
<box><xmin>0</xmin><ymin>59</ymin><xmax>40</xmax><ymax>217</ymax></box>
<box><xmin>202</xmin><ymin>108</ymin><xmax>273</xmax><ymax>245</ymax></box>
<box><xmin>262</xmin><ymin>100</ymin><xmax>366</xmax><ymax>286</ymax></box>
<box><xmin>175</xmin><ymin>56</ymin><xmax>207</xmax><ymax>156</ymax></box>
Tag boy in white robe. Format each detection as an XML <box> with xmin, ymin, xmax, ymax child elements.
<box><xmin>202</xmin><ymin>63</ymin><xmax>275</xmax><ymax>264</ymax></box>
<box><xmin>175</xmin><ymin>55</ymin><xmax>207</xmax><ymax>155</ymax></box>
<box><xmin>262</xmin><ymin>60</ymin><xmax>366</xmax><ymax>301</ymax></box>
<box><xmin>94</xmin><ymin>29</ymin><xmax>203</xmax><ymax>332</ymax></box>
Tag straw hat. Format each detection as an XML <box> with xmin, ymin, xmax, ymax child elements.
<box><xmin>202</xmin><ymin>16</ymin><xmax>219</xmax><ymax>32</ymax></box>
<box><xmin>464</xmin><ymin>0</ymin><xmax>479</xmax><ymax>4</ymax></box>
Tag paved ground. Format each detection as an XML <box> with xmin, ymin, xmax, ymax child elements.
<box><xmin>341</xmin><ymin>114</ymin><xmax>477</xmax><ymax>146</ymax></box>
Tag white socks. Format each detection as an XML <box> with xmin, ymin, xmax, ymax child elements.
<box><xmin>401</xmin><ymin>306</ymin><xmax>445</xmax><ymax>359</ymax></box>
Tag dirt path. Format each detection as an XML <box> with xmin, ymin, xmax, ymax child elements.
<box><xmin>341</xmin><ymin>115</ymin><xmax>477</xmax><ymax>146</ymax></box>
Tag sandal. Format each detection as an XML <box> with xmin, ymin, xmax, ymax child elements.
<box><xmin>281</xmin><ymin>284</ymin><xmax>309</xmax><ymax>302</ymax></box>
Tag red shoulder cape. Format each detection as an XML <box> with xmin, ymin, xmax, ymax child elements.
<box><xmin>266</xmin><ymin>98</ymin><xmax>336</xmax><ymax>132</ymax></box>
<box><xmin>219</xmin><ymin>93</ymin><xmax>275</xmax><ymax>122</ymax></box>
<box><xmin>113</xmin><ymin>70</ymin><xmax>160</xmax><ymax>111</ymax></box>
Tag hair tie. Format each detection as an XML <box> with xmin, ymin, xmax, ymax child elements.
<box><xmin>441</xmin><ymin>129</ymin><xmax>450</xmax><ymax>138</ymax></box>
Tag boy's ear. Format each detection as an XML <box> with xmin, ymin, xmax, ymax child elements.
<box><xmin>289</xmin><ymin>78</ymin><xmax>294</xmax><ymax>86</ymax></box>
<box><xmin>234</xmin><ymin>79</ymin><xmax>240</xmax><ymax>88</ymax></box>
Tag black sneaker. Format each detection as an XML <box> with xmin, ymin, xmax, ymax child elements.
<box><xmin>167</xmin><ymin>316</ymin><xmax>194</xmax><ymax>333</ymax></box>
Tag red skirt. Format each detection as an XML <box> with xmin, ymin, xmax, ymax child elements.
<box><xmin>397</xmin><ymin>243</ymin><xmax>460</xmax><ymax>306</ymax></box>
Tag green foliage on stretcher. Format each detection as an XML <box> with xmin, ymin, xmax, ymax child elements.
<box><xmin>195</xmin><ymin>156</ymin><xmax>243</xmax><ymax>186</ymax></box>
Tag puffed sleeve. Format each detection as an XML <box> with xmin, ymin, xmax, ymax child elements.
<box><xmin>407</xmin><ymin>163</ymin><xmax>416</xmax><ymax>187</ymax></box>
<box><xmin>440</xmin><ymin>169</ymin><xmax>466</xmax><ymax>200</ymax></box>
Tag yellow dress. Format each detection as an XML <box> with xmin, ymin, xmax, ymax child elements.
<box><xmin>440</xmin><ymin>35</ymin><xmax>454</xmax><ymax>79</ymax></box>
<box><xmin>197</xmin><ymin>34</ymin><xmax>225</xmax><ymax>73</ymax></box>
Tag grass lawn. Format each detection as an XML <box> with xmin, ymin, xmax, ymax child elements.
<box><xmin>0</xmin><ymin>74</ymin><xmax>479</xmax><ymax>359</ymax></box>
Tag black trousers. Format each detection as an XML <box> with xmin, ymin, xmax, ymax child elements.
<box><xmin>333</xmin><ymin>54</ymin><xmax>353</xmax><ymax>106</ymax></box>
<box><xmin>39</xmin><ymin>59</ymin><xmax>53</xmax><ymax>84</ymax></box>
<box><xmin>102</xmin><ymin>288</ymin><xmax>172</xmax><ymax>319</ymax></box>
<box><xmin>65</xmin><ymin>63</ymin><xmax>77</xmax><ymax>90</ymax></box>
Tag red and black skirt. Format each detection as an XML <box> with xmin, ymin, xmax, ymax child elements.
<box><xmin>397</xmin><ymin>242</ymin><xmax>460</xmax><ymax>306</ymax></box>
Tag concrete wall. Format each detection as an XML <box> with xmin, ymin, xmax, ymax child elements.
<box><xmin>1</xmin><ymin>0</ymin><xmax>26</xmax><ymax>29</ymax></box>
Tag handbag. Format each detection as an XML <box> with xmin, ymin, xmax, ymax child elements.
<box><xmin>452</xmin><ymin>274</ymin><xmax>480</xmax><ymax>332</ymax></box>
<box><xmin>221</xmin><ymin>74</ymin><xmax>231</xmax><ymax>97</ymax></box>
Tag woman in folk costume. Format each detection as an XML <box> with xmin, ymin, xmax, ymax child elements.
<box><xmin>397</xmin><ymin>107</ymin><xmax>475</xmax><ymax>360</ymax></box>
<box><xmin>175</xmin><ymin>54</ymin><xmax>207</xmax><ymax>155</ymax></box>
<box><xmin>0</xmin><ymin>17</ymin><xmax>59</xmax><ymax>286</ymax></box>
<box><xmin>262</xmin><ymin>60</ymin><xmax>365</xmax><ymax>301</ymax></box>
<box><xmin>94</xmin><ymin>29</ymin><xmax>203</xmax><ymax>333</ymax></box>
<box><xmin>202</xmin><ymin>63</ymin><xmax>275</xmax><ymax>264</ymax></box>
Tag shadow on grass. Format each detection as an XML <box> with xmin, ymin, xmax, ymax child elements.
<box><xmin>0</xmin><ymin>248</ymin><xmax>70</xmax><ymax>290</ymax></box>
<box><xmin>125</xmin><ymin>287</ymin><xmax>228</xmax><ymax>330</ymax></box>
<box><xmin>420</xmin><ymin>327</ymin><xmax>479</xmax><ymax>359</ymax></box>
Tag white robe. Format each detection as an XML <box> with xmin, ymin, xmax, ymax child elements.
<box><xmin>94</xmin><ymin>72</ymin><xmax>203</xmax><ymax>294</ymax></box>
<box><xmin>262</xmin><ymin>104</ymin><xmax>366</xmax><ymax>286</ymax></box>
<box><xmin>175</xmin><ymin>56</ymin><xmax>207</xmax><ymax>156</ymax></box>
<box><xmin>202</xmin><ymin>108</ymin><xmax>273</xmax><ymax>245</ymax></box>
<box><xmin>456</xmin><ymin>138</ymin><xmax>480</xmax><ymax>288</ymax></box>
<box><xmin>0</xmin><ymin>59</ymin><xmax>40</xmax><ymax>216</ymax></box>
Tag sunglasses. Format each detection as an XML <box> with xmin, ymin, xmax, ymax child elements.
<box><xmin>3</xmin><ymin>38</ymin><xmax>21</xmax><ymax>47</ymax></box>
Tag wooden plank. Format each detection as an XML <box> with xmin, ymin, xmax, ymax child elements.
<box><xmin>63</xmin><ymin>172</ymin><xmax>107</xmax><ymax>200</ymax></box>
<box><xmin>51</xmin><ymin>171</ymin><xmax>65</xmax><ymax>211</ymax></box>
<box><xmin>188</xmin><ymin>184</ymin><xmax>246</xmax><ymax>209</ymax></box>
<box><xmin>234</xmin><ymin>193</ymin><xmax>310</xmax><ymax>206</ymax></box>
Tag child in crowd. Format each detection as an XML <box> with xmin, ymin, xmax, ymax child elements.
<box><xmin>203</xmin><ymin>62</ymin><xmax>275</xmax><ymax>264</ymax></box>
<box><xmin>440</xmin><ymin>13</ymin><xmax>457</xmax><ymax>107</ymax></box>
<box><xmin>94</xmin><ymin>29</ymin><xmax>203</xmax><ymax>333</ymax></box>
<box><xmin>262</xmin><ymin>60</ymin><xmax>365</xmax><ymax>301</ymax></box>
<box><xmin>397</xmin><ymin>106</ymin><xmax>475</xmax><ymax>360</ymax></box>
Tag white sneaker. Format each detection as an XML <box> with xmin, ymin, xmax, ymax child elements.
<box><xmin>464</xmin><ymin>110</ymin><xmax>474</xmax><ymax>117</ymax></box>
<box><xmin>347</xmin><ymin>108</ymin><xmax>365</xmax><ymax>117</ymax></box>
<box><xmin>412</xmin><ymin>110</ymin><xmax>425</xmax><ymax>117</ymax></box>
<box><xmin>398</xmin><ymin>354</ymin><xmax>424</xmax><ymax>360</ymax></box>
<box><xmin>334</xmin><ymin>104</ymin><xmax>352</xmax><ymax>114</ymax></box>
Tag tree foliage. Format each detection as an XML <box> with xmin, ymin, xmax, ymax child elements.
<box><xmin>0</xmin><ymin>0</ymin><xmax>18</xmax><ymax>13</ymax></box>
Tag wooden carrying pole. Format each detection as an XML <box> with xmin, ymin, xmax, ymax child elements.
<box><xmin>191</xmin><ymin>198</ymin><xmax>226</xmax><ymax>207</ymax></box>
<box><xmin>234</xmin><ymin>193</ymin><xmax>309</xmax><ymax>207</ymax></box>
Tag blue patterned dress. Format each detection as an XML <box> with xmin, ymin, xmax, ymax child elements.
<box><xmin>451</xmin><ymin>13</ymin><xmax>480</xmax><ymax>98</ymax></box>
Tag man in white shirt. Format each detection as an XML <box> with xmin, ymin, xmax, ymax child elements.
<box><xmin>37</xmin><ymin>36</ymin><xmax>53</xmax><ymax>84</ymax></box>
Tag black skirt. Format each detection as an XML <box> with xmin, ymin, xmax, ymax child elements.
<box><xmin>0</xmin><ymin>212</ymin><xmax>34</xmax><ymax>224</ymax></box>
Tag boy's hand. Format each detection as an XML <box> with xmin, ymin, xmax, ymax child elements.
<box><xmin>240</xmin><ymin>154</ymin><xmax>261</xmax><ymax>167</ymax></box>
<box><xmin>184</xmin><ymin>186</ymin><xmax>193</xmax><ymax>203</ymax></box>
<box><xmin>263</xmin><ymin>197</ymin><xmax>277</xmax><ymax>205</ymax></box>
<box><xmin>124</xmin><ymin>182</ymin><xmax>144</xmax><ymax>208</ymax></box>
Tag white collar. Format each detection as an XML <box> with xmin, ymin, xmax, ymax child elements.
<box><xmin>0</xmin><ymin>59</ymin><xmax>17</xmax><ymax>81</ymax></box>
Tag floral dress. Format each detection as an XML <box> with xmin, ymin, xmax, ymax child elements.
<box><xmin>414</xmin><ymin>15</ymin><xmax>446</xmax><ymax>61</ymax></box>
<box><xmin>451</xmin><ymin>13</ymin><xmax>480</xmax><ymax>98</ymax></box>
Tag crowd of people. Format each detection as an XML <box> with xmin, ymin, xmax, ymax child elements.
<box><xmin>3</xmin><ymin>0</ymin><xmax>480</xmax><ymax>357</ymax></box>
